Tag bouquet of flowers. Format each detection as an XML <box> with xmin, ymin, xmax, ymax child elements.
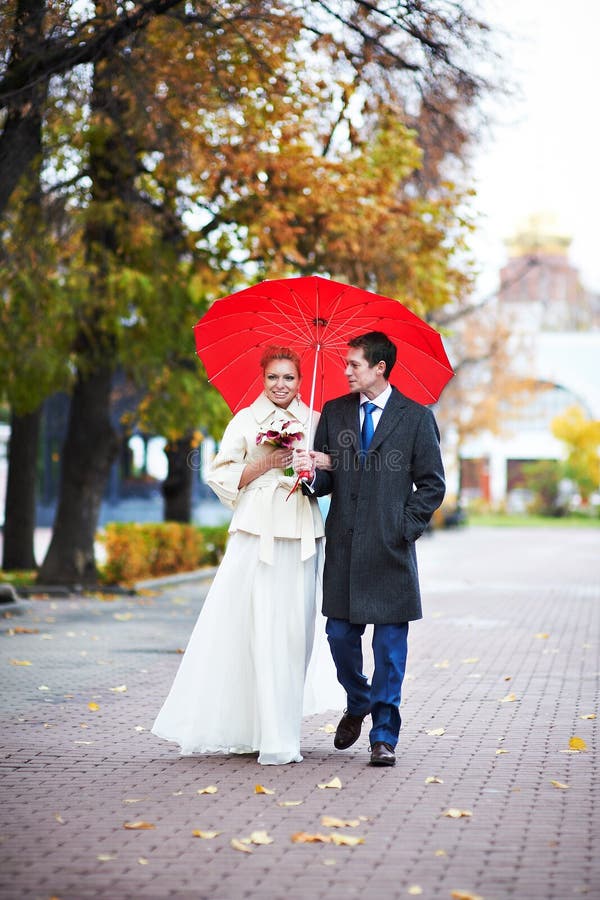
<box><xmin>256</xmin><ymin>417</ymin><xmax>304</xmax><ymax>476</ymax></box>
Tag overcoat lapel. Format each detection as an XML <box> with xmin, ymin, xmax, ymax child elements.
<box><xmin>341</xmin><ymin>395</ymin><xmax>361</xmax><ymax>453</ymax></box>
<box><xmin>368</xmin><ymin>388</ymin><xmax>408</xmax><ymax>454</ymax></box>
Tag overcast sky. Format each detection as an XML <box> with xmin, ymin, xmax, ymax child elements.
<box><xmin>468</xmin><ymin>0</ymin><xmax>600</xmax><ymax>297</ymax></box>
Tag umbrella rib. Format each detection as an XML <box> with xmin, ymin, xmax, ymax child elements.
<box><xmin>393</xmin><ymin>357</ymin><xmax>449</xmax><ymax>402</ymax></box>
<box><xmin>231</xmin><ymin>373</ymin><xmax>264</xmax><ymax>412</ymax></box>
<box><xmin>253</xmin><ymin>287</ymin><xmax>315</xmax><ymax>336</ymax></box>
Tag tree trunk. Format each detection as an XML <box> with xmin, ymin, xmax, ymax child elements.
<box><xmin>0</xmin><ymin>0</ymin><xmax>46</xmax><ymax>218</ymax></box>
<box><xmin>2</xmin><ymin>407</ymin><xmax>41</xmax><ymax>570</ymax></box>
<box><xmin>38</xmin><ymin>367</ymin><xmax>119</xmax><ymax>585</ymax></box>
<box><xmin>162</xmin><ymin>436</ymin><xmax>193</xmax><ymax>523</ymax></box>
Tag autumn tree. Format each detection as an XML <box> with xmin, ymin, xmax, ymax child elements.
<box><xmin>1</xmin><ymin>2</ymin><xmax>493</xmax><ymax>218</ymax></box>
<box><xmin>551</xmin><ymin>406</ymin><xmax>600</xmax><ymax>504</ymax></box>
<box><xmin>0</xmin><ymin>143</ymin><xmax>77</xmax><ymax>569</ymax></box>
<box><xmin>433</xmin><ymin>304</ymin><xmax>539</xmax><ymax>504</ymax></box>
<box><xmin>1</xmin><ymin>1</ymin><xmax>496</xmax><ymax>582</ymax></box>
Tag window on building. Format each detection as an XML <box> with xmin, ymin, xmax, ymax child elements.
<box><xmin>506</xmin><ymin>382</ymin><xmax>589</xmax><ymax>431</ymax></box>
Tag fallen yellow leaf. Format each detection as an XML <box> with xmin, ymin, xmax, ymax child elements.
<box><xmin>192</xmin><ymin>830</ymin><xmax>222</xmax><ymax>839</ymax></box>
<box><xmin>88</xmin><ymin>702</ymin><xmax>99</xmax><ymax>712</ymax></box>
<box><xmin>38</xmin><ymin>685</ymin><xmax>50</xmax><ymax>691</ymax></box>
<box><xmin>278</xmin><ymin>800</ymin><xmax>303</xmax><ymax>807</ymax></box>
<box><xmin>123</xmin><ymin>821</ymin><xmax>155</xmax><ymax>830</ymax></box>
<box><xmin>321</xmin><ymin>816</ymin><xmax>360</xmax><ymax>828</ymax></box>
<box><xmin>461</xmin><ymin>657</ymin><xmax>480</xmax><ymax>664</ymax></box>
<box><xmin>330</xmin><ymin>833</ymin><xmax>365</xmax><ymax>846</ymax></box>
<box><xmin>434</xmin><ymin>660</ymin><xmax>450</xmax><ymax>668</ymax></box>
<box><xmin>317</xmin><ymin>777</ymin><xmax>342</xmax><ymax>790</ymax></box>
<box><xmin>426</xmin><ymin>727</ymin><xmax>446</xmax><ymax>736</ymax></box>
<box><xmin>9</xmin><ymin>659</ymin><xmax>32</xmax><ymax>666</ymax></box>
<box><xmin>109</xmin><ymin>685</ymin><xmax>127</xmax><ymax>693</ymax></box>
<box><xmin>10</xmin><ymin>627</ymin><xmax>39</xmax><ymax>634</ymax></box>
<box><xmin>97</xmin><ymin>854</ymin><xmax>116</xmax><ymax>862</ymax></box>
<box><xmin>113</xmin><ymin>612</ymin><xmax>133</xmax><ymax>621</ymax></box>
<box><xmin>319</xmin><ymin>724</ymin><xmax>336</xmax><ymax>733</ymax></box>
<box><xmin>54</xmin><ymin>813</ymin><xmax>65</xmax><ymax>824</ymax></box>
<box><xmin>495</xmin><ymin>749</ymin><xmax>510</xmax><ymax>755</ymax></box>
<box><xmin>197</xmin><ymin>785</ymin><xmax>218</xmax><ymax>794</ymax></box>
<box><xmin>442</xmin><ymin>809</ymin><xmax>472</xmax><ymax>819</ymax></box>
<box><xmin>425</xmin><ymin>776</ymin><xmax>444</xmax><ymax>784</ymax></box>
<box><xmin>534</xmin><ymin>632</ymin><xmax>550</xmax><ymax>639</ymax></box>
<box><xmin>246</xmin><ymin>830</ymin><xmax>273</xmax><ymax>845</ymax></box>
<box><xmin>231</xmin><ymin>838</ymin><xmax>252</xmax><ymax>853</ymax></box>
<box><xmin>450</xmin><ymin>891</ymin><xmax>484</xmax><ymax>900</ymax></box>
<box><xmin>123</xmin><ymin>798</ymin><xmax>145</xmax><ymax>804</ymax></box>
<box><xmin>568</xmin><ymin>736</ymin><xmax>587</xmax><ymax>751</ymax></box>
<box><xmin>255</xmin><ymin>784</ymin><xmax>275</xmax><ymax>795</ymax></box>
<box><xmin>435</xmin><ymin>849</ymin><xmax>447</xmax><ymax>857</ymax></box>
<box><xmin>499</xmin><ymin>693</ymin><xmax>517</xmax><ymax>703</ymax></box>
<box><xmin>291</xmin><ymin>832</ymin><xmax>332</xmax><ymax>844</ymax></box>
<box><xmin>579</xmin><ymin>713</ymin><xmax>596</xmax><ymax>720</ymax></box>
<box><xmin>408</xmin><ymin>888</ymin><xmax>423</xmax><ymax>896</ymax></box>
<box><xmin>138</xmin><ymin>858</ymin><xmax>149</xmax><ymax>865</ymax></box>
<box><xmin>550</xmin><ymin>781</ymin><xmax>569</xmax><ymax>790</ymax></box>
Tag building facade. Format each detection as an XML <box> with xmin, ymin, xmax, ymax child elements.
<box><xmin>457</xmin><ymin>216</ymin><xmax>600</xmax><ymax>509</ymax></box>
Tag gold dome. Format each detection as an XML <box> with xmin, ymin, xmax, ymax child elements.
<box><xmin>505</xmin><ymin>212</ymin><xmax>572</xmax><ymax>257</ymax></box>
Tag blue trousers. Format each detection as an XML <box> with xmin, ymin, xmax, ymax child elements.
<box><xmin>326</xmin><ymin>618</ymin><xmax>409</xmax><ymax>748</ymax></box>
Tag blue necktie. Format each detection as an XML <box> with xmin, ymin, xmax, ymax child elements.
<box><xmin>361</xmin><ymin>401</ymin><xmax>378</xmax><ymax>459</ymax></box>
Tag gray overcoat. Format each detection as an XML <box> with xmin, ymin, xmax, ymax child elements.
<box><xmin>310</xmin><ymin>387</ymin><xmax>445</xmax><ymax>625</ymax></box>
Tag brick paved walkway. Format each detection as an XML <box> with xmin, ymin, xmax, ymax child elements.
<box><xmin>1</xmin><ymin>526</ymin><xmax>598</xmax><ymax>900</ymax></box>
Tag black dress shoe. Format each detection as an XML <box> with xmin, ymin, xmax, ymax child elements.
<box><xmin>370</xmin><ymin>741</ymin><xmax>396</xmax><ymax>766</ymax></box>
<box><xmin>333</xmin><ymin>710</ymin><xmax>369</xmax><ymax>750</ymax></box>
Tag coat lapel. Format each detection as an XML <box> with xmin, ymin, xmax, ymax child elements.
<box><xmin>250</xmin><ymin>392</ymin><xmax>312</xmax><ymax>428</ymax></box>
<box><xmin>340</xmin><ymin>395</ymin><xmax>361</xmax><ymax>453</ymax></box>
<box><xmin>368</xmin><ymin>388</ymin><xmax>408</xmax><ymax>454</ymax></box>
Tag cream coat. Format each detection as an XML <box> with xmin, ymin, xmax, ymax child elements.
<box><xmin>207</xmin><ymin>393</ymin><xmax>324</xmax><ymax>565</ymax></box>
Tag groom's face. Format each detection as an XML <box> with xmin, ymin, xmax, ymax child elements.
<box><xmin>344</xmin><ymin>347</ymin><xmax>385</xmax><ymax>396</ymax></box>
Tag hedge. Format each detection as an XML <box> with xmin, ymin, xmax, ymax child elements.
<box><xmin>98</xmin><ymin>522</ymin><xmax>229</xmax><ymax>585</ymax></box>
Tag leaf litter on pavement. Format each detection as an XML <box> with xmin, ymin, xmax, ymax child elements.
<box><xmin>317</xmin><ymin>776</ymin><xmax>342</xmax><ymax>789</ymax></box>
<box><xmin>254</xmin><ymin>784</ymin><xmax>275</xmax><ymax>795</ymax></box>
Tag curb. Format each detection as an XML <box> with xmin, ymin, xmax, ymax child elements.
<box><xmin>134</xmin><ymin>567</ymin><xmax>218</xmax><ymax>591</ymax></box>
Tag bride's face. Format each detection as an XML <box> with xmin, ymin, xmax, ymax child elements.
<box><xmin>263</xmin><ymin>359</ymin><xmax>300</xmax><ymax>408</ymax></box>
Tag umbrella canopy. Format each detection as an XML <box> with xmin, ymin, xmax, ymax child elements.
<box><xmin>193</xmin><ymin>275</ymin><xmax>453</xmax><ymax>414</ymax></box>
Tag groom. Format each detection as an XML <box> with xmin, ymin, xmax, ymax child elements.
<box><xmin>296</xmin><ymin>331</ymin><xmax>445</xmax><ymax>766</ymax></box>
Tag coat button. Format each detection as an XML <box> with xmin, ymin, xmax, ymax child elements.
<box><xmin>347</xmin><ymin>528</ymin><xmax>354</xmax><ymax>535</ymax></box>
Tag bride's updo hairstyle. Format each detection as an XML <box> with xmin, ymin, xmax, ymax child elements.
<box><xmin>260</xmin><ymin>346</ymin><xmax>301</xmax><ymax>378</ymax></box>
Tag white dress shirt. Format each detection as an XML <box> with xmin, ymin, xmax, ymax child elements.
<box><xmin>359</xmin><ymin>382</ymin><xmax>392</xmax><ymax>433</ymax></box>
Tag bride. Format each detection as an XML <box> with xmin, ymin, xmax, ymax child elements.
<box><xmin>151</xmin><ymin>345</ymin><xmax>342</xmax><ymax>764</ymax></box>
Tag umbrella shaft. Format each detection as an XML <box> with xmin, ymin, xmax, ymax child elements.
<box><xmin>306</xmin><ymin>343</ymin><xmax>321</xmax><ymax>448</ymax></box>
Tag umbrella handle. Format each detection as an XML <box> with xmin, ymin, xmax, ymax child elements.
<box><xmin>286</xmin><ymin>470</ymin><xmax>314</xmax><ymax>501</ymax></box>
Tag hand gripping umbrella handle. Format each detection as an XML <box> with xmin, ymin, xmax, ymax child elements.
<box><xmin>286</xmin><ymin>469</ymin><xmax>314</xmax><ymax>500</ymax></box>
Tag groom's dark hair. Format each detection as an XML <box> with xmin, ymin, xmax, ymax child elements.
<box><xmin>348</xmin><ymin>331</ymin><xmax>397</xmax><ymax>379</ymax></box>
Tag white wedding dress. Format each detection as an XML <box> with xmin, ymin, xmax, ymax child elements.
<box><xmin>151</xmin><ymin>532</ymin><xmax>344</xmax><ymax>765</ymax></box>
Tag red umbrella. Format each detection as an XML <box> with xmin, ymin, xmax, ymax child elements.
<box><xmin>193</xmin><ymin>275</ymin><xmax>453</xmax><ymax>416</ymax></box>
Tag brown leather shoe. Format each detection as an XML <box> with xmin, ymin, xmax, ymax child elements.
<box><xmin>333</xmin><ymin>710</ymin><xmax>369</xmax><ymax>750</ymax></box>
<box><xmin>370</xmin><ymin>741</ymin><xmax>396</xmax><ymax>766</ymax></box>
